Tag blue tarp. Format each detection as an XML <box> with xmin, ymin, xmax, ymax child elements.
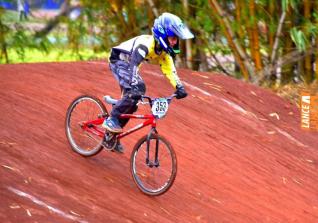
<box><xmin>42</xmin><ymin>0</ymin><xmax>64</xmax><ymax>9</ymax></box>
<box><xmin>0</xmin><ymin>0</ymin><xmax>64</xmax><ymax>10</ymax></box>
<box><xmin>0</xmin><ymin>1</ymin><xmax>15</xmax><ymax>10</ymax></box>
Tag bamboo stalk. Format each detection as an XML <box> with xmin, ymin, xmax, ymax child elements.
<box><xmin>236</xmin><ymin>0</ymin><xmax>249</xmax><ymax>57</ymax></box>
<box><xmin>247</xmin><ymin>0</ymin><xmax>258</xmax><ymax>70</ymax></box>
<box><xmin>127</xmin><ymin>1</ymin><xmax>138</xmax><ymax>36</ymax></box>
<box><xmin>108</xmin><ymin>2</ymin><xmax>129</xmax><ymax>41</ymax></box>
<box><xmin>304</xmin><ymin>0</ymin><xmax>312</xmax><ymax>83</ymax></box>
<box><xmin>247</xmin><ymin>24</ymin><xmax>256</xmax><ymax>68</ymax></box>
<box><xmin>0</xmin><ymin>15</ymin><xmax>9</xmax><ymax>63</ymax></box>
<box><xmin>268</xmin><ymin>0</ymin><xmax>275</xmax><ymax>57</ymax></box>
<box><xmin>199</xmin><ymin>30</ymin><xmax>231</xmax><ymax>75</ymax></box>
<box><xmin>279</xmin><ymin>46</ymin><xmax>316</xmax><ymax>67</ymax></box>
<box><xmin>275</xmin><ymin>4</ymin><xmax>293</xmax><ymax>84</ymax></box>
<box><xmin>255</xmin><ymin>9</ymin><xmax>286</xmax><ymax>84</ymax></box>
<box><xmin>281</xmin><ymin>15</ymin><xmax>294</xmax><ymax>84</ymax></box>
<box><xmin>34</xmin><ymin>0</ymin><xmax>74</xmax><ymax>38</ymax></box>
<box><xmin>209</xmin><ymin>0</ymin><xmax>254</xmax><ymax>80</ymax></box>
<box><xmin>270</xmin><ymin>10</ymin><xmax>286</xmax><ymax>65</ymax></box>
<box><xmin>316</xmin><ymin>40</ymin><xmax>318</xmax><ymax>80</ymax></box>
<box><xmin>147</xmin><ymin>0</ymin><xmax>159</xmax><ymax>17</ymax></box>
<box><xmin>1</xmin><ymin>43</ymin><xmax>9</xmax><ymax>63</ymax></box>
<box><xmin>183</xmin><ymin>0</ymin><xmax>193</xmax><ymax>69</ymax></box>
<box><xmin>235</xmin><ymin>0</ymin><xmax>245</xmax><ymax>44</ymax></box>
<box><xmin>315</xmin><ymin>2</ymin><xmax>318</xmax><ymax>80</ymax></box>
<box><xmin>248</xmin><ymin>0</ymin><xmax>262</xmax><ymax>72</ymax></box>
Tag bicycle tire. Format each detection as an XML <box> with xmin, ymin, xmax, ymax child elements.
<box><xmin>65</xmin><ymin>95</ymin><xmax>108</xmax><ymax>157</ymax></box>
<box><xmin>130</xmin><ymin>134</ymin><xmax>177</xmax><ymax>196</ymax></box>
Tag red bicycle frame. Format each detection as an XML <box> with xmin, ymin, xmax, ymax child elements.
<box><xmin>81</xmin><ymin>114</ymin><xmax>156</xmax><ymax>140</ymax></box>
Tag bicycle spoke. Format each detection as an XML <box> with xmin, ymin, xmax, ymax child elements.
<box><xmin>65</xmin><ymin>95</ymin><xmax>107</xmax><ymax>156</ymax></box>
<box><xmin>131</xmin><ymin>136</ymin><xmax>176</xmax><ymax>195</ymax></box>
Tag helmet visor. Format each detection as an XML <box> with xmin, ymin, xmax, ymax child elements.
<box><xmin>170</xmin><ymin>23</ymin><xmax>194</xmax><ymax>39</ymax></box>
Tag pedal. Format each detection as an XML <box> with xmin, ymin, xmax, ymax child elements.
<box><xmin>105</xmin><ymin>132</ymin><xmax>114</xmax><ymax>141</ymax></box>
<box><xmin>102</xmin><ymin>132</ymin><xmax>117</xmax><ymax>150</ymax></box>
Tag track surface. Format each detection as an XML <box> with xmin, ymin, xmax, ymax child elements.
<box><xmin>1</xmin><ymin>62</ymin><xmax>318</xmax><ymax>223</ymax></box>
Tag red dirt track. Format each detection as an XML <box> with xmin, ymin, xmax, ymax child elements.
<box><xmin>1</xmin><ymin>62</ymin><xmax>318</xmax><ymax>223</ymax></box>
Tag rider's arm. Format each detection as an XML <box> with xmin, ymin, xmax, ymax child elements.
<box><xmin>159</xmin><ymin>53</ymin><xmax>183</xmax><ymax>89</ymax></box>
<box><xmin>129</xmin><ymin>44</ymin><xmax>149</xmax><ymax>85</ymax></box>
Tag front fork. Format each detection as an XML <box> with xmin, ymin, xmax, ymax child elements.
<box><xmin>146</xmin><ymin>127</ymin><xmax>160</xmax><ymax>168</ymax></box>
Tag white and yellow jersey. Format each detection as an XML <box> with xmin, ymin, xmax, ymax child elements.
<box><xmin>109</xmin><ymin>35</ymin><xmax>182</xmax><ymax>89</ymax></box>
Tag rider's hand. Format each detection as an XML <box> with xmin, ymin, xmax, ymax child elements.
<box><xmin>127</xmin><ymin>87</ymin><xmax>142</xmax><ymax>100</ymax></box>
<box><xmin>175</xmin><ymin>85</ymin><xmax>188</xmax><ymax>99</ymax></box>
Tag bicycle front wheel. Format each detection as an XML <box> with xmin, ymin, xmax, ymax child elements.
<box><xmin>65</xmin><ymin>95</ymin><xmax>108</xmax><ymax>157</ymax></box>
<box><xmin>130</xmin><ymin>134</ymin><xmax>177</xmax><ymax>196</ymax></box>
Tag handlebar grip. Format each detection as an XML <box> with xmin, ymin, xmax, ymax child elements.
<box><xmin>128</xmin><ymin>94</ymin><xmax>142</xmax><ymax>100</ymax></box>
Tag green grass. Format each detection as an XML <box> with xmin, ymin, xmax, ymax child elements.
<box><xmin>3</xmin><ymin>47</ymin><xmax>108</xmax><ymax>64</ymax></box>
<box><xmin>1</xmin><ymin>9</ymin><xmax>109</xmax><ymax>64</ymax></box>
<box><xmin>2</xmin><ymin>9</ymin><xmax>45</xmax><ymax>23</ymax></box>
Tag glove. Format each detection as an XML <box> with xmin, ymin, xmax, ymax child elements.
<box><xmin>126</xmin><ymin>87</ymin><xmax>142</xmax><ymax>100</ymax></box>
<box><xmin>175</xmin><ymin>85</ymin><xmax>188</xmax><ymax>99</ymax></box>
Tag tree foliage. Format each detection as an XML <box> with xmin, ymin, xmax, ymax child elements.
<box><xmin>1</xmin><ymin>0</ymin><xmax>318</xmax><ymax>86</ymax></box>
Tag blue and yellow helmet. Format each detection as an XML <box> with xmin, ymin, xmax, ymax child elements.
<box><xmin>152</xmin><ymin>13</ymin><xmax>194</xmax><ymax>57</ymax></box>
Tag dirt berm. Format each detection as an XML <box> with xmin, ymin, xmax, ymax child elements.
<box><xmin>0</xmin><ymin>62</ymin><xmax>317</xmax><ymax>223</ymax></box>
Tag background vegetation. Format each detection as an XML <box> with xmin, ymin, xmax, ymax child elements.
<box><xmin>1</xmin><ymin>0</ymin><xmax>318</xmax><ymax>89</ymax></box>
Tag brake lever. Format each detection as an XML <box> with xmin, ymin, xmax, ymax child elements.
<box><xmin>167</xmin><ymin>94</ymin><xmax>177</xmax><ymax>103</ymax></box>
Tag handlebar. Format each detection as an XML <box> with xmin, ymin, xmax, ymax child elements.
<box><xmin>140</xmin><ymin>94</ymin><xmax>177</xmax><ymax>107</ymax></box>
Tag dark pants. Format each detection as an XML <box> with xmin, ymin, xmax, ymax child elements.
<box><xmin>109</xmin><ymin>60</ymin><xmax>146</xmax><ymax>127</ymax></box>
<box><xmin>19</xmin><ymin>11</ymin><xmax>28</xmax><ymax>21</ymax></box>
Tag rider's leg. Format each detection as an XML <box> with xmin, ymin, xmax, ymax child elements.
<box><xmin>102</xmin><ymin>61</ymin><xmax>131</xmax><ymax>133</ymax></box>
<box><xmin>103</xmin><ymin>60</ymin><xmax>145</xmax><ymax>133</ymax></box>
<box><xmin>108</xmin><ymin>85</ymin><xmax>143</xmax><ymax>153</ymax></box>
<box><xmin>111</xmin><ymin>81</ymin><xmax>146</xmax><ymax>126</ymax></box>
<box><xmin>118</xmin><ymin>103</ymin><xmax>138</xmax><ymax>128</ymax></box>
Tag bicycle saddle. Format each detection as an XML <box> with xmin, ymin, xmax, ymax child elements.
<box><xmin>104</xmin><ymin>95</ymin><xmax>118</xmax><ymax>105</ymax></box>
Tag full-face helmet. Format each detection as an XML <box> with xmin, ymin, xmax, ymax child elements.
<box><xmin>152</xmin><ymin>12</ymin><xmax>194</xmax><ymax>57</ymax></box>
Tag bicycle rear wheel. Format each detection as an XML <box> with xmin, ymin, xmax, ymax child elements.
<box><xmin>130</xmin><ymin>134</ymin><xmax>177</xmax><ymax>196</ymax></box>
<box><xmin>65</xmin><ymin>95</ymin><xmax>108</xmax><ymax>157</ymax></box>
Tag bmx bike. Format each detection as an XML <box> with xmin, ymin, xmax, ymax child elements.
<box><xmin>65</xmin><ymin>94</ymin><xmax>178</xmax><ymax>196</ymax></box>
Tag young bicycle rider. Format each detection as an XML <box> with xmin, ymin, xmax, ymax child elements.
<box><xmin>102</xmin><ymin>12</ymin><xmax>194</xmax><ymax>153</ymax></box>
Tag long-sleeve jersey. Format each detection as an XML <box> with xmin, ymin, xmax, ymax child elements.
<box><xmin>109</xmin><ymin>35</ymin><xmax>182</xmax><ymax>89</ymax></box>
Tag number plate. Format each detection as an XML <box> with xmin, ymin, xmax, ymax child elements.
<box><xmin>152</xmin><ymin>98</ymin><xmax>169</xmax><ymax>118</ymax></box>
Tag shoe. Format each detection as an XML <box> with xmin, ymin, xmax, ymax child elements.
<box><xmin>102</xmin><ymin>117</ymin><xmax>123</xmax><ymax>133</ymax></box>
<box><xmin>114</xmin><ymin>142</ymin><xmax>124</xmax><ymax>153</ymax></box>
